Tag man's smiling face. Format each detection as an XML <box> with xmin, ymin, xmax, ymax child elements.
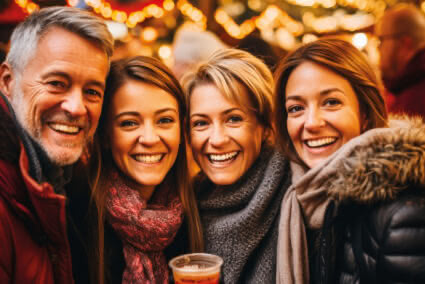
<box><xmin>8</xmin><ymin>27</ymin><xmax>109</xmax><ymax>165</ymax></box>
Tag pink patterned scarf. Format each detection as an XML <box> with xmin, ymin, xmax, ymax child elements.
<box><xmin>105</xmin><ymin>169</ymin><xmax>183</xmax><ymax>283</ymax></box>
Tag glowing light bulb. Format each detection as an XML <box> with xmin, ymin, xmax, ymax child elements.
<box><xmin>67</xmin><ymin>0</ymin><xmax>79</xmax><ymax>6</ymax></box>
<box><xmin>352</xmin><ymin>32</ymin><xmax>368</xmax><ymax>50</ymax></box>
<box><xmin>264</xmin><ymin>5</ymin><xmax>280</xmax><ymax>21</ymax></box>
<box><xmin>26</xmin><ymin>2</ymin><xmax>38</xmax><ymax>13</ymax></box>
<box><xmin>215</xmin><ymin>9</ymin><xmax>228</xmax><ymax>24</ymax></box>
<box><xmin>16</xmin><ymin>0</ymin><xmax>28</xmax><ymax>7</ymax></box>
<box><xmin>302</xmin><ymin>33</ymin><xmax>318</xmax><ymax>44</ymax></box>
<box><xmin>158</xmin><ymin>45</ymin><xmax>172</xmax><ymax>59</ymax></box>
<box><xmin>101</xmin><ymin>5</ymin><xmax>112</xmax><ymax>18</ymax></box>
<box><xmin>163</xmin><ymin>0</ymin><xmax>175</xmax><ymax>11</ymax></box>
<box><xmin>142</xmin><ymin>27</ymin><xmax>158</xmax><ymax>42</ymax></box>
<box><xmin>276</xmin><ymin>27</ymin><xmax>296</xmax><ymax>50</ymax></box>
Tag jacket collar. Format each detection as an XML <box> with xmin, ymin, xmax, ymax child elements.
<box><xmin>0</xmin><ymin>93</ymin><xmax>67</xmax><ymax>244</ymax></box>
<box><xmin>0</xmin><ymin>92</ymin><xmax>45</xmax><ymax>182</ymax></box>
<box><xmin>290</xmin><ymin>115</ymin><xmax>425</xmax><ymax>204</ymax></box>
<box><xmin>326</xmin><ymin>115</ymin><xmax>425</xmax><ymax>203</ymax></box>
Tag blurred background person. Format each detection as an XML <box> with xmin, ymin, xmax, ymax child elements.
<box><xmin>237</xmin><ymin>33</ymin><xmax>281</xmax><ymax>72</ymax></box>
<box><xmin>182</xmin><ymin>48</ymin><xmax>291</xmax><ymax>283</ymax></box>
<box><xmin>375</xmin><ymin>3</ymin><xmax>425</xmax><ymax>118</ymax></box>
<box><xmin>172</xmin><ymin>23</ymin><xmax>228</xmax><ymax>81</ymax></box>
<box><xmin>275</xmin><ymin>38</ymin><xmax>425</xmax><ymax>283</ymax></box>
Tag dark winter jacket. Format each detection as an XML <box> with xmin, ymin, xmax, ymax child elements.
<box><xmin>311</xmin><ymin>116</ymin><xmax>425</xmax><ymax>283</ymax></box>
<box><xmin>0</xmin><ymin>94</ymin><xmax>74</xmax><ymax>283</ymax></box>
<box><xmin>63</xmin><ymin>169</ymin><xmax>126</xmax><ymax>284</ymax></box>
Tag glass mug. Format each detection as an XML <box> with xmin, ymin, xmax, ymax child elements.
<box><xmin>169</xmin><ymin>253</ymin><xmax>223</xmax><ymax>284</ymax></box>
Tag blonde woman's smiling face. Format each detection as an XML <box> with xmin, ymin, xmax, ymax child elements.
<box><xmin>189</xmin><ymin>83</ymin><xmax>264</xmax><ymax>185</ymax></box>
<box><xmin>285</xmin><ymin>61</ymin><xmax>362</xmax><ymax>169</ymax></box>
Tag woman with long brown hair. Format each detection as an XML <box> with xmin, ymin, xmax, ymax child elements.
<box><xmin>88</xmin><ymin>56</ymin><xmax>203</xmax><ymax>283</ymax></box>
<box><xmin>274</xmin><ymin>38</ymin><xmax>425</xmax><ymax>283</ymax></box>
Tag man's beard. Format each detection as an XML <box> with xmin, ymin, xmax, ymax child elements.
<box><xmin>11</xmin><ymin>77</ymin><xmax>41</xmax><ymax>139</ymax></box>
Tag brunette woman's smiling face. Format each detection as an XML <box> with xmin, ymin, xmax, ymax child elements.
<box><xmin>106</xmin><ymin>80</ymin><xmax>180</xmax><ymax>198</ymax></box>
<box><xmin>285</xmin><ymin>61</ymin><xmax>362</xmax><ymax>169</ymax></box>
<box><xmin>189</xmin><ymin>83</ymin><xmax>264</xmax><ymax>185</ymax></box>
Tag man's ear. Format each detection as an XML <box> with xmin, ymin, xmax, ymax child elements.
<box><xmin>0</xmin><ymin>63</ymin><xmax>15</xmax><ymax>98</ymax></box>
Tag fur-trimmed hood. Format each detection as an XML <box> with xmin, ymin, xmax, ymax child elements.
<box><xmin>326</xmin><ymin>115</ymin><xmax>425</xmax><ymax>203</ymax></box>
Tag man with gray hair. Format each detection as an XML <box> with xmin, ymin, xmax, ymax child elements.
<box><xmin>0</xmin><ymin>6</ymin><xmax>113</xmax><ymax>283</ymax></box>
<box><xmin>375</xmin><ymin>4</ymin><xmax>425</xmax><ymax>117</ymax></box>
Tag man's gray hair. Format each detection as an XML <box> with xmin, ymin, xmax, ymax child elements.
<box><xmin>6</xmin><ymin>6</ymin><xmax>114</xmax><ymax>74</ymax></box>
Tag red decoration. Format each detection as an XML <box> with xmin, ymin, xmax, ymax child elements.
<box><xmin>100</xmin><ymin>0</ymin><xmax>163</xmax><ymax>14</ymax></box>
<box><xmin>0</xmin><ymin>1</ymin><xmax>27</xmax><ymax>23</ymax></box>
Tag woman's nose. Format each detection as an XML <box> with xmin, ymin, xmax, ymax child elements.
<box><xmin>304</xmin><ymin>109</ymin><xmax>325</xmax><ymax>130</ymax></box>
<box><xmin>138</xmin><ymin>123</ymin><xmax>160</xmax><ymax>145</ymax></box>
<box><xmin>209</xmin><ymin>124</ymin><xmax>229</xmax><ymax>146</ymax></box>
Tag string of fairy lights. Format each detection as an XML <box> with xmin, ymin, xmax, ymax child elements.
<box><xmin>12</xmin><ymin>0</ymin><xmax>425</xmax><ymax>53</ymax></box>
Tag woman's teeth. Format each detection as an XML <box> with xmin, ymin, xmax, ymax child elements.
<box><xmin>305</xmin><ymin>137</ymin><xmax>336</xmax><ymax>148</ymax></box>
<box><xmin>208</xmin><ymin>151</ymin><xmax>238</xmax><ymax>162</ymax></box>
<box><xmin>134</xmin><ymin>154</ymin><xmax>163</xmax><ymax>163</ymax></box>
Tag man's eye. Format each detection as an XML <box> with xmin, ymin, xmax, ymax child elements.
<box><xmin>48</xmin><ymin>81</ymin><xmax>66</xmax><ymax>88</ymax></box>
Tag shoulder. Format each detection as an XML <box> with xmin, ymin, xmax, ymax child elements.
<box><xmin>340</xmin><ymin>185</ymin><xmax>425</xmax><ymax>250</ymax></box>
<box><xmin>368</xmin><ymin>186</ymin><xmax>425</xmax><ymax>239</ymax></box>
<box><xmin>356</xmin><ymin>187</ymin><xmax>425</xmax><ymax>280</ymax></box>
<box><xmin>337</xmin><ymin>188</ymin><xmax>425</xmax><ymax>282</ymax></box>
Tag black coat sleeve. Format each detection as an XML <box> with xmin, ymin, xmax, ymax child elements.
<box><xmin>364</xmin><ymin>188</ymin><xmax>425</xmax><ymax>283</ymax></box>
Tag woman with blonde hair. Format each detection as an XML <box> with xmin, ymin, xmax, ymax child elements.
<box><xmin>182</xmin><ymin>48</ymin><xmax>291</xmax><ymax>283</ymax></box>
<box><xmin>275</xmin><ymin>38</ymin><xmax>425</xmax><ymax>283</ymax></box>
<box><xmin>88</xmin><ymin>56</ymin><xmax>203</xmax><ymax>283</ymax></box>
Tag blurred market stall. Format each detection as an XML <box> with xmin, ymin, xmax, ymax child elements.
<box><xmin>1</xmin><ymin>0</ymin><xmax>424</xmax><ymax>65</ymax></box>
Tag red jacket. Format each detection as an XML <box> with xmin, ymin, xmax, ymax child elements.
<box><xmin>0</xmin><ymin>95</ymin><xmax>74</xmax><ymax>283</ymax></box>
<box><xmin>384</xmin><ymin>48</ymin><xmax>425</xmax><ymax>118</ymax></box>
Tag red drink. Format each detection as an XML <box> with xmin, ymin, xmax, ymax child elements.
<box><xmin>173</xmin><ymin>270</ymin><xmax>219</xmax><ymax>284</ymax></box>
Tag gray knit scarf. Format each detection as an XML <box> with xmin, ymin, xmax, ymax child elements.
<box><xmin>196</xmin><ymin>146</ymin><xmax>291</xmax><ymax>284</ymax></box>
